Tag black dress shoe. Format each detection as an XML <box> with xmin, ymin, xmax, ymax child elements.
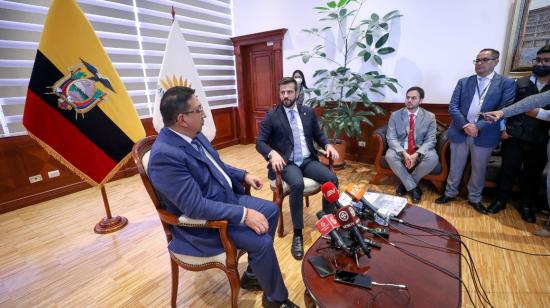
<box><xmin>435</xmin><ymin>195</ymin><xmax>455</xmax><ymax>204</ymax></box>
<box><xmin>396</xmin><ymin>183</ymin><xmax>407</xmax><ymax>196</ymax></box>
<box><xmin>468</xmin><ymin>201</ymin><xmax>488</xmax><ymax>214</ymax></box>
<box><xmin>291</xmin><ymin>235</ymin><xmax>304</xmax><ymax>260</ymax></box>
<box><xmin>409</xmin><ymin>186</ymin><xmax>422</xmax><ymax>203</ymax></box>
<box><xmin>487</xmin><ymin>200</ymin><xmax>506</xmax><ymax>214</ymax></box>
<box><xmin>521</xmin><ymin>207</ymin><xmax>536</xmax><ymax>223</ymax></box>
<box><xmin>262</xmin><ymin>293</ymin><xmax>300</xmax><ymax>308</ymax></box>
<box><xmin>240</xmin><ymin>272</ymin><xmax>262</xmax><ymax>291</ymax></box>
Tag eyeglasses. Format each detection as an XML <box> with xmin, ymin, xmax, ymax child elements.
<box><xmin>532</xmin><ymin>57</ymin><xmax>550</xmax><ymax>65</ymax></box>
<box><xmin>473</xmin><ymin>58</ymin><xmax>497</xmax><ymax>64</ymax></box>
<box><xmin>182</xmin><ymin>106</ymin><xmax>204</xmax><ymax>115</ymax></box>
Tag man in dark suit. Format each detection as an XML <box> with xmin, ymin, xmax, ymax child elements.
<box><xmin>148</xmin><ymin>86</ymin><xmax>298</xmax><ymax>308</ymax></box>
<box><xmin>436</xmin><ymin>48</ymin><xmax>515</xmax><ymax>213</ymax></box>
<box><xmin>256</xmin><ymin>77</ymin><xmax>339</xmax><ymax>260</ymax></box>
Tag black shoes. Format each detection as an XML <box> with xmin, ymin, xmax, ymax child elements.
<box><xmin>408</xmin><ymin>186</ymin><xmax>422</xmax><ymax>203</ymax></box>
<box><xmin>291</xmin><ymin>235</ymin><xmax>304</xmax><ymax>260</ymax></box>
<box><xmin>520</xmin><ymin>207</ymin><xmax>536</xmax><ymax>223</ymax></box>
<box><xmin>240</xmin><ymin>272</ymin><xmax>262</xmax><ymax>291</ymax></box>
<box><xmin>487</xmin><ymin>200</ymin><xmax>506</xmax><ymax>214</ymax></box>
<box><xmin>468</xmin><ymin>201</ymin><xmax>488</xmax><ymax>214</ymax></box>
<box><xmin>396</xmin><ymin>183</ymin><xmax>407</xmax><ymax>196</ymax></box>
<box><xmin>435</xmin><ymin>195</ymin><xmax>455</xmax><ymax>204</ymax></box>
<box><xmin>262</xmin><ymin>293</ymin><xmax>300</xmax><ymax>308</ymax></box>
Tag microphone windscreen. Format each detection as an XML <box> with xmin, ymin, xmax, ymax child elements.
<box><xmin>321</xmin><ymin>182</ymin><xmax>339</xmax><ymax>203</ymax></box>
<box><xmin>344</xmin><ymin>183</ymin><xmax>365</xmax><ymax>201</ymax></box>
<box><xmin>315</xmin><ymin>214</ymin><xmax>339</xmax><ymax>236</ymax></box>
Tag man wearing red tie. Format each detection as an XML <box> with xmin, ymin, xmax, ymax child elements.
<box><xmin>385</xmin><ymin>87</ymin><xmax>438</xmax><ymax>202</ymax></box>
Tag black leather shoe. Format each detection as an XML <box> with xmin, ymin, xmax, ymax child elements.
<box><xmin>409</xmin><ymin>186</ymin><xmax>422</xmax><ymax>203</ymax></box>
<box><xmin>240</xmin><ymin>272</ymin><xmax>262</xmax><ymax>291</ymax></box>
<box><xmin>487</xmin><ymin>200</ymin><xmax>506</xmax><ymax>214</ymax></box>
<box><xmin>262</xmin><ymin>293</ymin><xmax>300</xmax><ymax>308</ymax></box>
<box><xmin>435</xmin><ymin>195</ymin><xmax>455</xmax><ymax>204</ymax></box>
<box><xmin>468</xmin><ymin>201</ymin><xmax>488</xmax><ymax>214</ymax></box>
<box><xmin>396</xmin><ymin>183</ymin><xmax>407</xmax><ymax>196</ymax></box>
<box><xmin>291</xmin><ymin>235</ymin><xmax>304</xmax><ymax>260</ymax></box>
<box><xmin>521</xmin><ymin>207</ymin><xmax>536</xmax><ymax>223</ymax></box>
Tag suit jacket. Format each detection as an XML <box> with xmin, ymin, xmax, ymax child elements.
<box><xmin>447</xmin><ymin>73</ymin><xmax>516</xmax><ymax>147</ymax></box>
<box><xmin>256</xmin><ymin>104</ymin><xmax>330</xmax><ymax>179</ymax></box>
<box><xmin>386</xmin><ymin>107</ymin><xmax>437</xmax><ymax>155</ymax></box>
<box><xmin>148</xmin><ymin>128</ymin><xmax>246</xmax><ymax>257</ymax></box>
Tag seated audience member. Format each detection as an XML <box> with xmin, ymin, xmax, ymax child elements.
<box><xmin>436</xmin><ymin>48</ymin><xmax>516</xmax><ymax>214</ymax></box>
<box><xmin>148</xmin><ymin>86</ymin><xmax>298</xmax><ymax>308</ymax></box>
<box><xmin>292</xmin><ymin>69</ymin><xmax>309</xmax><ymax>105</ymax></box>
<box><xmin>256</xmin><ymin>77</ymin><xmax>339</xmax><ymax>260</ymax></box>
<box><xmin>385</xmin><ymin>86</ymin><xmax>438</xmax><ymax>202</ymax></box>
<box><xmin>488</xmin><ymin>44</ymin><xmax>550</xmax><ymax>223</ymax></box>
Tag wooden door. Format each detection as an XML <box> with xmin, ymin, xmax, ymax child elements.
<box><xmin>232</xmin><ymin>29</ymin><xmax>287</xmax><ymax>144</ymax></box>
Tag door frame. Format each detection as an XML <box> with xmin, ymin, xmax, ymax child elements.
<box><xmin>231</xmin><ymin>28</ymin><xmax>287</xmax><ymax>144</ymax></box>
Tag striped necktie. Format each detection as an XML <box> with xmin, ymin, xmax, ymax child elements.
<box><xmin>289</xmin><ymin>110</ymin><xmax>303</xmax><ymax>166</ymax></box>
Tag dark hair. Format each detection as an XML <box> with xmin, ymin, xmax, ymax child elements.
<box><xmin>406</xmin><ymin>86</ymin><xmax>425</xmax><ymax>99</ymax></box>
<box><xmin>292</xmin><ymin>69</ymin><xmax>308</xmax><ymax>89</ymax></box>
<box><xmin>279</xmin><ymin>77</ymin><xmax>297</xmax><ymax>91</ymax></box>
<box><xmin>537</xmin><ymin>44</ymin><xmax>550</xmax><ymax>55</ymax></box>
<box><xmin>479</xmin><ymin>48</ymin><xmax>500</xmax><ymax>59</ymax></box>
<box><xmin>160</xmin><ymin>86</ymin><xmax>195</xmax><ymax>126</ymax></box>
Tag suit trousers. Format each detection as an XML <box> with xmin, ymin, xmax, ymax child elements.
<box><xmin>444</xmin><ymin>137</ymin><xmax>495</xmax><ymax>203</ymax></box>
<box><xmin>496</xmin><ymin>138</ymin><xmax>547</xmax><ymax>208</ymax></box>
<box><xmin>281</xmin><ymin>157</ymin><xmax>339</xmax><ymax>229</ymax></box>
<box><xmin>228</xmin><ymin>194</ymin><xmax>288</xmax><ymax>301</ymax></box>
<box><xmin>385</xmin><ymin>149</ymin><xmax>439</xmax><ymax>191</ymax></box>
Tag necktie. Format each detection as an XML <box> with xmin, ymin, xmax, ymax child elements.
<box><xmin>191</xmin><ymin>139</ymin><xmax>207</xmax><ymax>160</ymax></box>
<box><xmin>289</xmin><ymin>110</ymin><xmax>303</xmax><ymax>166</ymax></box>
<box><xmin>408</xmin><ymin>114</ymin><xmax>415</xmax><ymax>155</ymax></box>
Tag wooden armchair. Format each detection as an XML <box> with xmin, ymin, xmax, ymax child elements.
<box><xmin>269</xmin><ymin>151</ymin><xmax>334</xmax><ymax>237</ymax></box>
<box><xmin>370</xmin><ymin>121</ymin><xmax>450</xmax><ymax>193</ymax></box>
<box><xmin>132</xmin><ymin>136</ymin><xmax>248</xmax><ymax>308</ymax></box>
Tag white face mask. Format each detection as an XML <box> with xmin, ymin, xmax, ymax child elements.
<box><xmin>294</xmin><ymin>78</ymin><xmax>303</xmax><ymax>85</ymax></box>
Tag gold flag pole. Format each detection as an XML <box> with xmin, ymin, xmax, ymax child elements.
<box><xmin>94</xmin><ymin>185</ymin><xmax>128</xmax><ymax>234</ymax></box>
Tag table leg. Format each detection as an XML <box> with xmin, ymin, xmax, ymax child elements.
<box><xmin>304</xmin><ymin>289</ymin><xmax>316</xmax><ymax>308</ymax></box>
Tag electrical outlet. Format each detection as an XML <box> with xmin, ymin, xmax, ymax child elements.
<box><xmin>358</xmin><ymin>141</ymin><xmax>366</xmax><ymax>147</ymax></box>
<box><xmin>29</xmin><ymin>174</ymin><xmax>43</xmax><ymax>183</ymax></box>
<box><xmin>48</xmin><ymin>170</ymin><xmax>60</xmax><ymax>178</ymax></box>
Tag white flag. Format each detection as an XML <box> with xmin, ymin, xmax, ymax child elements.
<box><xmin>152</xmin><ymin>21</ymin><xmax>216</xmax><ymax>141</ymax></box>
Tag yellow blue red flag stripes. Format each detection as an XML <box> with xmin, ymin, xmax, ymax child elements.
<box><xmin>23</xmin><ymin>0</ymin><xmax>145</xmax><ymax>186</ymax></box>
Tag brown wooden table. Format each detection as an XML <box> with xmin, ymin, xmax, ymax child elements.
<box><xmin>302</xmin><ymin>205</ymin><xmax>461</xmax><ymax>308</ymax></box>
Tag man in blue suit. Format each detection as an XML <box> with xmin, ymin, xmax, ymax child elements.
<box><xmin>256</xmin><ymin>77</ymin><xmax>339</xmax><ymax>260</ymax></box>
<box><xmin>436</xmin><ymin>49</ymin><xmax>515</xmax><ymax>213</ymax></box>
<box><xmin>148</xmin><ymin>86</ymin><xmax>298</xmax><ymax>308</ymax></box>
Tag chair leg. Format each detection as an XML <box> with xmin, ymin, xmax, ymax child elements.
<box><xmin>305</xmin><ymin>196</ymin><xmax>310</xmax><ymax>208</ymax></box>
<box><xmin>275</xmin><ymin>193</ymin><xmax>285</xmax><ymax>238</ymax></box>
<box><xmin>170</xmin><ymin>258</ymin><xmax>179</xmax><ymax>308</ymax></box>
<box><xmin>370</xmin><ymin>173</ymin><xmax>386</xmax><ymax>185</ymax></box>
<box><xmin>431</xmin><ymin>180</ymin><xmax>445</xmax><ymax>194</ymax></box>
<box><xmin>225</xmin><ymin>268</ymin><xmax>240</xmax><ymax>308</ymax></box>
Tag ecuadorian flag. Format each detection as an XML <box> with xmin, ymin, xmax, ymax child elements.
<box><xmin>23</xmin><ymin>0</ymin><xmax>146</xmax><ymax>186</ymax></box>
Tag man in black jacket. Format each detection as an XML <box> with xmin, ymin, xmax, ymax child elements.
<box><xmin>256</xmin><ymin>77</ymin><xmax>339</xmax><ymax>260</ymax></box>
<box><xmin>487</xmin><ymin>44</ymin><xmax>550</xmax><ymax>222</ymax></box>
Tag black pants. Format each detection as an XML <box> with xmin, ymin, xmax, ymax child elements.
<box><xmin>282</xmin><ymin>157</ymin><xmax>338</xmax><ymax>229</ymax></box>
<box><xmin>497</xmin><ymin>137</ymin><xmax>547</xmax><ymax>209</ymax></box>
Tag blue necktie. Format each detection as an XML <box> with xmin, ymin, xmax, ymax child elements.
<box><xmin>289</xmin><ymin>110</ymin><xmax>303</xmax><ymax>166</ymax></box>
<box><xmin>191</xmin><ymin>139</ymin><xmax>207</xmax><ymax>160</ymax></box>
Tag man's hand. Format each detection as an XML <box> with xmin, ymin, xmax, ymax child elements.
<box><xmin>244</xmin><ymin>208</ymin><xmax>269</xmax><ymax>235</ymax></box>
<box><xmin>244</xmin><ymin>173</ymin><xmax>263</xmax><ymax>190</ymax></box>
<box><xmin>482</xmin><ymin>110</ymin><xmax>504</xmax><ymax>123</ymax></box>
<box><xmin>463</xmin><ymin>123</ymin><xmax>479</xmax><ymax>137</ymax></box>
<box><xmin>501</xmin><ymin>130</ymin><xmax>511</xmax><ymax>140</ymax></box>
<box><xmin>402</xmin><ymin>152</ymin><xmax>413</xmax><ymax>169</ymax></box>
<box><xmin>326</xmin><ymin>144</ymin><xmax>340</xmax><ymax>160</ymax></box>
<box><xmin>269</xmin><ymin>151</ymin><xmax>286</xmax><ymax>173</ymax></box>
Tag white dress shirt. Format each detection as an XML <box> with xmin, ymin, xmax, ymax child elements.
<box><xmin>467</xmin><ymin>71</ymin><xmax>496</xmax><ymax>124</ymax></box>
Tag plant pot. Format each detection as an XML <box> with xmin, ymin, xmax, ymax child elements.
<box><xmin>319</xmin><ymin>140</ymin><xmax>346</xmax><ymax>170</ymax></box>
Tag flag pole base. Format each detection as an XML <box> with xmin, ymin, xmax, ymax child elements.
<box><xmin>94</xmin><ymin>215</ymin><xmax>128</xmax><ymax>234</ymax></box>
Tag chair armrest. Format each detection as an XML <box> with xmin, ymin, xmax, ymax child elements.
<box><xmin>273</xmin><ymin>149</ymin><xmax>334</xmax><ymax>194</ymax></box>
<box><xmin>372</xmin><ymin>125</ymin><xmax>388</xmax><ymax>168</ymax></box>
<box><xmin>436</xmin><ymin>129</ymin><xmax>451</xmax><ymax>174</ymax></box>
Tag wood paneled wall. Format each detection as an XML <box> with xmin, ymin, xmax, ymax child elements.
<box><xmin>0</xmin><ymin>107</ymin><xmax>239</xmax><ymax>214</ymax></box>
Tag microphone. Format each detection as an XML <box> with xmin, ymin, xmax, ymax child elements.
<box><xmin>315</xmin><ymin>211</ymin><xmax>351</xmax><ymax>254</ymax></box>
<box><xmin>344</xmin><ymin>183</ymin><xmax>404</xmax><ymax>224</ymax></box>
<box><xmin>334</xmin><ymin>205</ymin><xmax>372</xmax><ymax>257</ymax></box>
<box><xmin>322</xmin><ymin>182</ymin><xmax>371</xmax><ymax>258</ymax></box>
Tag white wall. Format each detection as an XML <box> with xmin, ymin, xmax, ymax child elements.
<box><xmin>233</xmin><ymin>0</ymin><xmax>515</xmax><ymax>104</ymax></box>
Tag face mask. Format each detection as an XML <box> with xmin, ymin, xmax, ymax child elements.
<box><xmin>294</xmin><ymin>78</ymin><xmax>303</xmax><ymax>85</ymax></box>
<box><xmin>533</xmin><ymin>65</ymin><xmax>550</xmax><ymax>77</ymax></box>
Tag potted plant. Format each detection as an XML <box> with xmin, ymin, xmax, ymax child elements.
<box><xmin>288</xmin><ymin>0</ymin><xmax>402</xmax><ymax>167</ymax></box>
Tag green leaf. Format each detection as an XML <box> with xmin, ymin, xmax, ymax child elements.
<box><xmin>363</xmin><ymin>51</ymin><xmax>371</xmax><ymax>62</ymax></box>
<box><xmin>314</xmin><ymin>89</ymin><xmax>322</xmax><ymax>96</ymax></box>
<box><xmin>387</xmin><ymin>83</ymin><xmax>398</xmax><ymax>93</ymax></box>
<box><xmin>370</xmin><ymin>88</ymin><xmax>384</xmax><ymax>96</ymax></box>
<box><xmin>327</xmin><ymin>1</ymin><xmax>337</xmax><ymax>8</ymax></box>
<box><xmin>356</xmin><ymin>42</ymin><xmax>366</xmax><ymax>48</ymax></box>
<box><xmin>339</xmin><ymin>8</ymin><xmax>347</xmax><ymax>17</ymax></box>
<box><xmin>373</xmin><ymin>55</ymin><xmax>382</xmax><ymax>65</ymax></box>
<box><xmin>385</xmin><ymin>14</ymin><xmax>403</xmax><ymax>21</ymax></box>
<box><xmin>382</xmin><ymin>10</ymin><xmax>400</xmax><ymax>21</ymax></box>
<box><xmin>366</xmin><ymin>32</ymin><xmax>373</xmax><ymax>45</ymax></box>
<box><xmin>379</xmin><ymin>22</ymin><xmax>388</xmax><ymax>30</ymax></box>
<box><xmin>328</xmin><ymin>13</ymin><xmax>338</xmax><ymax>19</ymax></box>
<box><xmin>321</xmin><ymin>26</ymin><xmax>332</xmax><ymax>31</ymax></box>
<box><xmin>302</xmin><ymin>54</ymin><xmax>311</xmax><ymax>63</ymax></box>
<box><xmin>313</xmin><ymin>69</ymin><xmax>328</xmax><ymax>77</ymax></box>
<box><xmin>314</xmin><ymin>6</ymin><xmax>329</xmax><ymax>11</ymax></box>
<box><xmin>337</xmin><ymin>0</ymin><xmax>347</xmax><ymax>7</ymax></box>
<box><xmin>370</xmin><ymin>13</ymin><xmax>379</xmax><ymax>23</ymax></box>
<box><xmin>377</xmin><ymin>47</ymin><xmax>395</xmax><ymax>55</ymax></box>
<box><xmin>375</xmin><ymin>33</ymin><xmax>389</xmax><ymax>48</ymax></box>
<box><xmin>286</xmin><ymin>54</ymin><xmax>301</xmax><ymax>60</ymax></box>
<box><xmin>345</xmin><ymin>86</ymin><xmax>358</xmax><ymax>97</ymax></box>
<box><xmin>319</xmin><ymin>52</ymin><xmax>326</xmax><ymax>57</ymax></box>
